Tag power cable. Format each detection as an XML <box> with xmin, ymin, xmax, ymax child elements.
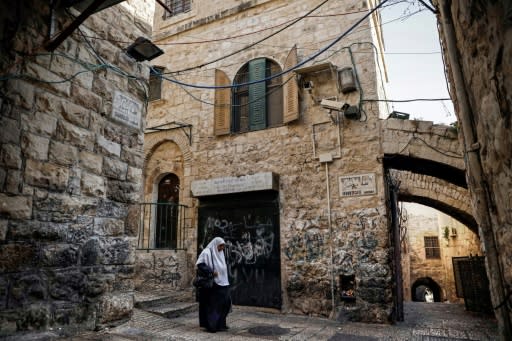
<box><xmin>363</xmin><ymin>98</ymin><xmax>451</xmax><ymax>103</ymax></box>
<box><xmin>80</xmin><ymin>9</ymin><xmax>368</xmax><ymax>46</ymax></box>
<box><xmin>153</xmin><ymin>0</ymin><xmax>390</xmax><ymax>89</ymax></box>
<box><xmin>164</xmin><ymin>0</ymin><xmax>332</xmax><ymax>74</ymax></box>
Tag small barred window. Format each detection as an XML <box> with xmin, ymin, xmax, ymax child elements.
<box><xmin>424</xmin><ymin>236</ymin><xmax>441</xmax><ymax>259</ymax></box>
<box><xmin>163</xmin><ymin>0</ymin><xmax>191</xmax><ymax>19</ymax></box>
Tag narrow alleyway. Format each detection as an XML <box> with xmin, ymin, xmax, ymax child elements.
<box><xmin>43</xmin><ymin>301</ymin><xmax>497</xmax><ymax>341</ymax></box>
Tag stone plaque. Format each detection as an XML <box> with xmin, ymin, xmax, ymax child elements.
<box><xmin>112</xmin><ymin>91</ymin><xmax>142</xmax><ymax>129</ymax></box>
<box><xmin>339</xmin><ymin>173</ymin><xmax>377</xmax><ymax>197</ymax></box>
<box><xmin>191</xmin><ymin>172</ymin><xmax>278</xmax><ymax>197</ymax></box>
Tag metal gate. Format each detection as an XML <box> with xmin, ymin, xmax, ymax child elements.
<box><xmin>197</xmin><ymin>191</ymin><xmax>281</xmax><ymax>309</ymax></box>
<box><xmin>452</xmin><ymin>256</ymin><xmax>493</xmax><ymax>313</ymax></box>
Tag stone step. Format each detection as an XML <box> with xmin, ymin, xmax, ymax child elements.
<box><xmin>134</xmin><ymin>292</ymin><xmax>176</xmax><ymax>309</ymax></box>
<box><xmin>144</xmin><ymin>302</ymin><xmax>198</xmax><ymax>319</ymax></box>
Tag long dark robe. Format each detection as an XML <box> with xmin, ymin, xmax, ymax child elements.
<box><xmin>198</xmin><ymin>282</ymin><xmax>231</xmax><ymax>331</ymax></box>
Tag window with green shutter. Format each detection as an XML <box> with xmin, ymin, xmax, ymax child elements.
<box><xmin>232</xmin><ymin>58</ymin><xmax>283</xmax><ymax>133</ymax></box>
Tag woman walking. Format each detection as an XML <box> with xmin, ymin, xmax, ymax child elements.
<box><xmin>196</xmin><ymin>237</ymin><xmax>231</xmax><ymax>333</ymax></box>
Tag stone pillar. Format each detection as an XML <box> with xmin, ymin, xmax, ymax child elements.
<box><xmin>0</xmin><ymin>0</ymin><xmax>153</xmax><ymax>336</ymax></box>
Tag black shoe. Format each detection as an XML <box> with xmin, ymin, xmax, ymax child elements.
<box><xmin>206</xmin><ymin>329</ymin><xmax>216</xmax><ymax>333</ymax></box>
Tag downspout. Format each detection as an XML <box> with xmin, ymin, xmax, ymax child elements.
<box><xmin>437</xmin><ymin>1</ymin><xmax>511</xmax><ymax>339</ymax></box>
<box><xmin>324</xmin><ymin>161</ymin><xmax>336</xmax><ymax>319</ymax></box>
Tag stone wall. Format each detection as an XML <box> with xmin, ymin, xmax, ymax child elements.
<box><xmin>401</xmin><ymin>203</ymin><xmax>480</xmax><ymax>303</ymax></box>
<box><xmin>134</xmin><ymin>250</ymin><xmax>188</xmax><ymax>291</ymax></box>
<box><xmin>434</xmin><ymin>0</ymin><xmax>512</xmax><ymax>338</ymax></box>
<box><xmin>0</xmin><ymin>0</ymin><xmax>153</xmax><ymax>336</ymax></box>
<box><xmin>146</xmin><ymin>0</ymin><xmax>392</xmax><ymax>321</ymax></box>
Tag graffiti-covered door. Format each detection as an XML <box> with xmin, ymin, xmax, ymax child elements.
<box><xmin>198</xmin><ymin>191</ymin><xmax>281</xmax><ymax>309</ymax></box>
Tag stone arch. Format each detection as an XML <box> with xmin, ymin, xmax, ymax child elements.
<box><xmin>382</xmin><ymin>119</ymin><xmax>466</xmax><ymax>187</ymax></box>
<box><xmin>390</xmin><ymin>170</ymin><xmax>477</xmax><ymax>233</ymax></box>
<box><xmin>412</xmin><ymin>277</ymin><xmax>442</xmax><ymax>302</ymax></box>
<box><xmin>143</xmin><ymin>139</ymin><xmax>185</xmax><ymax>203</ymax></box>
<box><xmin>144</xmin><ymin>129</ymin><xmax>192</xmax><ymax>169</ymax></box>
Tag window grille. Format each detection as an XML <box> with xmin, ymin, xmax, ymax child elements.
<box><xmin>424</xmin><ymin>236</ymin><xmax>440</xmax><ymax>259</ymax></box>
<box><xmin>163</xmin><ymin>0</ymin><xmax>191</xmax><ymax>19</ymax></box>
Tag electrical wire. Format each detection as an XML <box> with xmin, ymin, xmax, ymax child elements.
<box><xmin>363</xmin><ymin>98</ymin><xmax>451</xmax><ymax>103</ymax></box>
<box><xmin>153</xmin><ymin>0</ymin><xmax>390</xmax><ymax>89</ymax></box>
<box><xmin>161</xmin><ymin>10</ymin><xmax>433</xmax><ymax>81</ymax></box>
<box><xmin>394</xmin><ymin>134</ymin><xmax>463</xmax><ymax>159</ymax></box>
<box><xmin>80</xmin><ymin>9</ymin><xmax>369</xmax><ymax>46</ymax></box>
<box><xmin>163</xmin><ymin>0</ymin><xmax>332</xmax><ymax>74</ymax></box>
<box><xmin>162</xmin><ymin>66</ymin><xmax>295</xmax><ymax>108</ymax></box>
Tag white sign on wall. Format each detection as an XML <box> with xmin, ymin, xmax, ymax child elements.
<box><xmin>191</xmin><ymin>172</ymin><xmax>278</xmax><ymax>197</ymax></box>
<box><xmin>112</xmin><ymin>91</ymin><xmax>142</xmax><ymax>129</ymax></box>
<box><xmin>339</xmin><ymin>173</ymin><xmax>377</xmax><ymax>197</ymax></box>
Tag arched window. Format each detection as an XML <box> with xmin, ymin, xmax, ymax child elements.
<box><xmin>156</xmin><ymin>174</ymin><xmax>179</xmax><ymax>248</ymax></box>
<box><xmin>213</xmin><ymin>46</ymin><xmax>299</xmax><ymax>136</ymax></box>
<box><xmin>232</xmin><ymin>58</ymin><xmax>283</xmax><ymax>133</ymax></box>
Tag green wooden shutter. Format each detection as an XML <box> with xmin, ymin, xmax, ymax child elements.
<box><xmin>248</xmin><ymin>58</ymin><xmax>266</xmax><ymax>131</ymax></box>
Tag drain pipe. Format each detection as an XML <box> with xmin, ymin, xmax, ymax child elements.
<box><xmin>320</xmin><ymin>154</ymin><xmax>336</xmax><ymax>319</ymax></box>
<box><xmin>437</xmin><ymin>1</ymin><xmax>511</xmax><ymax>339</ymax></box>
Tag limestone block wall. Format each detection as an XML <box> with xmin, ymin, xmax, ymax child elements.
<box><xmin>0</xmin><ymin>0</ymin><xmax>153</xmax><ymax>336</ymax></box>
<box><xmin>134</xmin><ymin>250</ymin><xmax>188</xmax><ymax>291</ymax></box>
<box><xmin>146</xmin><ymin>0</ymin><xmax>392</xmax><ymax>321</ymax></box>
<box><xmin>402</xmin><ymin>203</ymin><xmax>480</xmax><ymax>303</ymax></box>
<box><xmin>434</xmin><ymin>0</ymin><xmax>512</xmax><ymax>336</ymax></box>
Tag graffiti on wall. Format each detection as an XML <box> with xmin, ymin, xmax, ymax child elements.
<box><xmin>136</xmin><ymin>253</ymin><xmax>182</xmax><ymax>290</ymax></box>
<box><xmin>198</xmin><ymin>197</ymin><xmax>282</xmax><ymax>308</ymax></box>
<box><xmin>285</xmin><ymin>227</ymin><xmax>325</xmax><ymax>262</ymax></box>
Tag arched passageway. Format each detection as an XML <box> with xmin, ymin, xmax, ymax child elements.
<box><xmin>412</xmin><ymin>277</ymin><xmax>441</xmax><ymax>302</ymax></box>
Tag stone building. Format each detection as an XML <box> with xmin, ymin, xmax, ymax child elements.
<box><xmin>434</xmin><ymin>0</ymin><xmax>512</xmax><ymax>339</ymax></box>
<box><xmin>400</xmin><ymin>202</ymin><xmax>480</xmax><ymax>304</ymax></box>
<box><xmin>0</xmin><ymin>0</ymin><xmax>153</xmax><ymax>336</ymax></box>
<box><xmin>142</xmin><ymin>0</ymin><xmax>393</xmax><ymax>322</ymax></box>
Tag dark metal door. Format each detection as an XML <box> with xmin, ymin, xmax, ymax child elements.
<box><xmin>198</xmin><ymin>191</ymin><xmax>281</xmax><ymax>309</ymax></box>
<box><xmin>156</xmin><ymin>174</ymin><xmax>179</xmax><ymax>248</ymax></box>
<box><xmin>452</xmin><ymin>256</ymin><xmax>493</xmax><ymax>313</ymax></box>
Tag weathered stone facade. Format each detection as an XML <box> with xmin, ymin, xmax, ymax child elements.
<box><xmin>144</xmin><ymin>0</ymin><xmax>393</xmax><ymax>322</ymax></box>
<box><xmin>434</xmin><ymin>1</ymin><xmax>512</xmax><ymax>338</ymax></box>
<box><xmin>0</xmin><ymin>0</ymin><xmax>153</xmax><ymax>336</ymax></box>
<box><xmin>401</xmin><ymin>202</ymin><xmax>480</xmax><ymax>303</ymax></box>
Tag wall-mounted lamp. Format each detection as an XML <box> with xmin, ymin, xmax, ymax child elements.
<box><xmin>338</xmin><ymin>67</ymin><xmax>357</xmax><ymax>94</ymax></box>
<box><xmin>126</xmin><ymin>37</ymin><xmax>164</xmax><ymax>62</ymax></box>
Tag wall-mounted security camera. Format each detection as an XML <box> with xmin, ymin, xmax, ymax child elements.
<box><xmin>320</xmin><ymin>99</ymin><xmax>349</xmax><ymax>111</ymax></box>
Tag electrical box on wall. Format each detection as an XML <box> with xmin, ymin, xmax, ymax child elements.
<box><xmin>344</xmin><ymin>105</ymin><xmax>360</xmax><ymax>120</ymax></box>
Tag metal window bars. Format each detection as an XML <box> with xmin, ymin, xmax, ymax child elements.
<box><xmin>137</xmin><ymin>202</ymin><xmax>190</xmax><ymax>250</ymax></box>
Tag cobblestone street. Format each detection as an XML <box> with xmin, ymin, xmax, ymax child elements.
<box><xmin>54</xmin><ymin>302</ymin><xmax>498</xmax><ymax>341</ymax></box>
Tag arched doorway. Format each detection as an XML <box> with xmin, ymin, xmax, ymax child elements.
<box><xmin>156</xmin><ymin>173</ymin><xmax>180</xmax><ymax>248</ymax></box>
<box><xmin>412</xmin><ymin>277</ymin><xmax>441</xmax><ymax>302</ymax></box>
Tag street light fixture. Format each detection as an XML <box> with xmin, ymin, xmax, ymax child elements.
<box><xmin>125</xmin><ymin>37</ymin><xmax>164</xmax><ymax>62</ymax></box>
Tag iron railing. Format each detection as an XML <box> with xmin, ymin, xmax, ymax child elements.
<box><xmin>137</xmin><ymin>202</ymin><xmax>189</xmax><ymax>250</ymax></box>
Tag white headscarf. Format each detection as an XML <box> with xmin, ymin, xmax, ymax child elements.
<box><xmin>196</xmin><ymin>237</ymin><xmax>229</xmax><ymax>286</ymax></box>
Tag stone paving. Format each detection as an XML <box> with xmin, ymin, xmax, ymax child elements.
<box><xmin>54</xmin><ymin>302</ymin><xmax>498</xmax><ymax>341</ymax></box>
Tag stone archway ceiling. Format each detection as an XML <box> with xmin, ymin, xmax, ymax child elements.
<box><xmin>384</xmin><ymin>155</ymin><xmax>467</xmax><ymax>189</ymax></box>
<box><xmin>399</xmin><ymin>194</ymin><xmax>478</xmax><ymax>234</ymax></box>
<box><xmin>388</xmin><ymin>168</ymin><xmax>477</xmax><ymax>234</ymax></box>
